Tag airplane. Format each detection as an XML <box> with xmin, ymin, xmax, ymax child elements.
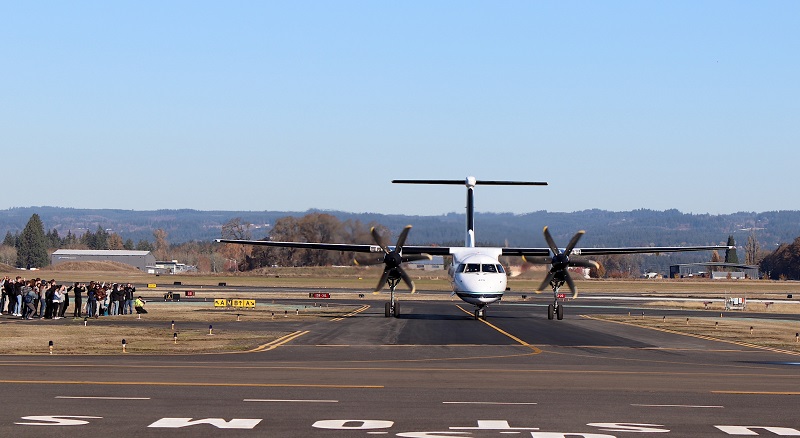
<box><xmin>217</xmin><ymin>176</ymin><xmax>730</xmax><ymax>321</ymax></box>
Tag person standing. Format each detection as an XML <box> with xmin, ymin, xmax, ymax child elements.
<box><xmin>23</xmin><ymin>282</ymin><xmax>38</xmax><ymax>320</ymax></box>
<box><xmin>72</xmin><ymin>282</ymin><xmax>84</xmax><ymax>318</ymax></box>
<box><xmin>123</xmin><ymin>283</ymin><xmax>135</xmax><ymax>315</ymax></box>
<box><xmin>87</xmin><ymin>283</ymin><xmax>97</xmax><ymax>318</ymax></box>
<box><xmin>52</xmin><ymin>285</ymin><xmax>64</xmax><ymax>319</ymax></box>
<box><xmin>13</xmin><ymin>277</ymin><xmax>23</xmax><ymax>316</ymax></box>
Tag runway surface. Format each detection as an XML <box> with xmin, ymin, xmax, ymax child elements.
<box><xmin>1</xmin><ymin>297</ymin><xmax>799</xmax><ymax>437</ymax></box>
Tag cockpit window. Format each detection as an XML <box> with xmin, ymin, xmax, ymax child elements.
<box><xmin>481</xmin><ymin>264</ymin><xmax>497</xmax><ymax>273</ymax></box>
<box><xmin>495</xmin><ymin>264</ymin><xmax>505</xmax><ymax>273</ymax></box>
<box><xmin>465</xmin><ymin>263</ymin><xmax>481</xmax><ymax>273</ymax></box>
<box><xmin>455</xmin><ymin>264</ymin><xmax>466</xmax><ymax>273</ymax></box>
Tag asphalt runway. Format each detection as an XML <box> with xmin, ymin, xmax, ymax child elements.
<box><xmin>1</xmin><ymin>297</ymin><xmax>799</xmax><ymax>437</ymax></box>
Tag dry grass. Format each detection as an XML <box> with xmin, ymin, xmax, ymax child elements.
<box><xmin>0</xmin><ymin>302</ymin><xmax>362</xmax><ymax>355</ymax></box>
<box><xmin>592</xmin><ymin>314</ymin><xmax>800</xmax><ymax>353</ymax></box>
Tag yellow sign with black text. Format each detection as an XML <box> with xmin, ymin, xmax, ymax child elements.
<box><xmin>214</xmin><ymin>299</ymin><xmax>256</xmax><ymax>308</ymax></box>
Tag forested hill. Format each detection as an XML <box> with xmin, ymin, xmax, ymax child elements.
<box><xmin>1</xmin><ymin>207</ymin><xmax>798</xmax><ymax>249</ymax></box>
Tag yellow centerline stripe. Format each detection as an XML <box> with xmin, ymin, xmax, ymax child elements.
<box><xmin>456</xmin><ymin>306</ymin><xmax>542</xmax><ymax>354</ymax></box>
<box><xmin>249</xmin><ymin>331</ymin><xmax>309</xmax><ymax>353</ymax></box>
<box><xmin>0</xmin><ymin>380</ymin><xmax>382</xmax><ymax>389</ymax></box>
<box><xmin>581</xmin><ymin>315</ymin><xmax>800</xmax><ymax>357</ymax></box>
<box><xmin>331</xmin><ymin>304</ymin><xmax>370</xmax><ymax>321</ymax></box>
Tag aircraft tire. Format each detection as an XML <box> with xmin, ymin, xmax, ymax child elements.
<box><xmin>385</xmin><ymin>302</ymin><xmax>391</xmax><ymax>317</ymax></box>
<box><xmin>556</xmin><ymin>304</ymin><xmax>564</xmax><ymax>320</ymax></box>
<box><xmin>393</xmin><ymin>302</ymin><xmax>400</xmax><ymax>317</ymax></box>
<box><xmin>547</xmin><ymin>304</ymin><xmax>554</xmax><ymax>320</ymax></box>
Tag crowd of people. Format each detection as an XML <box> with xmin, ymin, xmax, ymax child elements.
<box><xmin>0</xmin><ymin>276</ymin><xmax>146</xmax><ymax>320</ymax></box>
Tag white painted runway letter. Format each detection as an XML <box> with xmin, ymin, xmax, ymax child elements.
<box><xmin>148</xmin><ymin>418</ymin><xmax>261</xmax><ymax>429</ymax></box>
<box><xmin>312</xmin><ymin>420</ymin><xmax>393</xmax><ymax>430</ymax></box>
<box><xmin>588</xmin><ymin>423</ymin><xmax>669</xmax><ymax>433</ymax></box>
<box><xmin>530</xmin><ymin>434</ymin><xmax>617</xmax><ymax>438</ymax></box>
<box><xmin>397</xmin><ymin>433</ymin><xmax>472</xmax><ymax>438</ymax></box>
<box><xmin>16</xmin><ymin>416</ymin><xmax>102</xmax><ymax>426</ymax></box>
<box><xmin>715</xmin><ymin>425</ymin><xmax>800</xmax><ymax>436</ymax></box>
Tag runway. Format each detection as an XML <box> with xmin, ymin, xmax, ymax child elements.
<box><xmin>0</xmin><ymin>298</ymin><xmax>798</xmax><ymax>437</ymax></box>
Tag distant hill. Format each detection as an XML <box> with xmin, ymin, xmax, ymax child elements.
<box><xmin>3</xmin><ymin>206</ymin><xmax>797</xmax><ymax>275</ymax></box>
<box><xmin>2</xmin><ymin>206</ymin><xmax>797</xmax><ymax>248</ymax></box>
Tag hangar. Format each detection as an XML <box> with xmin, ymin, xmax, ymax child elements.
<box><xmin>50</xmin><ymin>249</ymin><xmax>156</xmax><ymax>271</ymax></box>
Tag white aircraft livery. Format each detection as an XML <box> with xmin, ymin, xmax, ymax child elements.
<box><xmin>217</xmin><ymin>177</ymin><xmax>728</xmax><ymax>320</ymax></box>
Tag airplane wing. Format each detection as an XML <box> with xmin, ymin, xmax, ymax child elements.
<box><xmin>215</xmin><ymin>239</ymin><xmax>454</xmax><ymax>255</ymax></box>
<box><xmin>218</xmin><ymin>239</ymin><xmax>728</xmax><ymax>257</ymax></box>
<box><xmin>572</xmin><ymin>245</ymin><xmax>730</xmax><ymax>256</ymax></box>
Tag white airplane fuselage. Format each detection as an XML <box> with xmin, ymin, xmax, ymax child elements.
<box><xmin>448</xmin><ymin>248</ymin><xmax>507</xmax><ymax>308</ymax></box>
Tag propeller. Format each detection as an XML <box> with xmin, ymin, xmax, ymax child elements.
<box><xmin>522</xmin><ymin>226</ymin><xmax>599</xmax><ymax>298</ymax></box>
<box><xmin>354</xmin><ymin>225</ymin><xmax>431</xmax><ymax>294</ymax></box>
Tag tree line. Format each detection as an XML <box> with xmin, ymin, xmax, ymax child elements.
<box><xmin>4</xmin><ymin>212</ymin><xmax>799</xmax><ymax>280</ymax></box>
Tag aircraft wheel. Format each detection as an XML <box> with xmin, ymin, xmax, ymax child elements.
<box><xmin>547</xmin><ymin>304</ymin><xmax>554</xmax><ymax>320</ymax></box>
<box><xmin>556</xmin><ymin>304</ymin><xmax>564</xmax><ymax>320</ymax></box>
<box><xmin>385</xmin><ymin>302</ymin><xmax>391</xmax><ymax>317</ymax></box>
<box><xmin>393</xmin><ymin>302</ymin><xmax>400</xmax><ymax>317</ymax></box>
<box><xmin>474</xmin><ymin>309</ymin><xmax>480</xmax><ymax>320</ymax></box>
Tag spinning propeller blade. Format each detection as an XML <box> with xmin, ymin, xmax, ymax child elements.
<box><xmin>364</xmin><ymin>226</ymin><xmax>428</xmax><ymax>294</ymax></box>
<box><xmin>530</xmin><ymin>227</ymin><xmax>598</xmax><ymax>299</ymax></box>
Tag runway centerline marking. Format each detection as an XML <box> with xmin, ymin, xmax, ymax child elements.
<box><xmin>712</xmin><ymin>390</ymin><xmax>800</xmax><ymax>395</ymax></box>
<box><xmin>244</xmin><ymin>399</ymin><xmax>338</xmax><ymax>403</ymax></box>
<box><xmin>631</xmin><ymin>404</ymin><xmax>723</xmax><ymax>408</ymax></box>
<box><xmin>444</xmin><ymin>401</ymin><xmax>538</xmax><ymax>405</ymax></box>
<box><xmin>56</xmin><ymin>396</ymin><xmax>151</xmax><ymax>400</ymax></box>
<box><xmin>456</xmin><ymin>305</ymin><xmax>542</xmax><ymax>354</ymax></box>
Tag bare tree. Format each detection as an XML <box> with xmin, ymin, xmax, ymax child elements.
<box><xmin>745</xmin><ymin>231</ymin><xmax>761</xmax><ymax>265</ymax></box>
<box><xmin>153</xmin><ymin>229</ymin><xmax>169</xmax><ymax>261</ymax></box>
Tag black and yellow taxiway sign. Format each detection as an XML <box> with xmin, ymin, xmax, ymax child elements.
<box><xmin>214</xmin><ymin>299</ymin><xmax>256</xmax><ymax>308</ymax></box>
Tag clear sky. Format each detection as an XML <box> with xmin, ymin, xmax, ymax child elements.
<box><xmin>2</xmin><ymin>1</ymin><xmax>797</xmax><ymax>216</ymax></box>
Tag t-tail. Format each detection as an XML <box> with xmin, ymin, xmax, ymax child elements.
<box><xmin>392</xmin><ymin>176</ymin><xmax>548</xmax><ymax>247</ymax></box>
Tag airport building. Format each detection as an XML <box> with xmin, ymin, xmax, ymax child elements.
<box><xmin>407</xmin><ymin>255</ymin><xmax>445</xmax><ymax>271</ymax></box>
<box><xmin>669</xmin><ymin>263</ymin><xmax>759</xmax><ymax>279</ymax></box>
<box><xmin>50</xmin><ymin>249</ymin><xmax>156</xmax><ymax>271</ymax></box>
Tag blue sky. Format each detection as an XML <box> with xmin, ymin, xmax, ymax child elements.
<box><xmin>2</xmin><ymin>1</ymin><xmax>798</xmax><ymax>215</ymax></box>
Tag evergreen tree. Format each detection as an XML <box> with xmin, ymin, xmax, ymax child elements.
<box><xmin>16</xmin><ymin>214</ymin><xmax>49</xmax><ymax>269</ymax></box>
<box><xmin>3</xmin><ymin>231</ymin><xmax>16</xmax><ymax>247</ymax></box>
<box><xmin>124</xmin><ymin>238</ymin><xmax>135</xmax><ymax>250</ymax></box>
<box><xmin>724</xmin><ymin>235</ymin><xmax>739</xmax><ymax>264</ymax></box>
<box><xmin>136</xmin><ymin>240</ymin><xmax>154</xmax><ymax>252</ymax></box>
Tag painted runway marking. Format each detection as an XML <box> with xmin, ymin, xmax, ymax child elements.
<box><xmin>331</xmin><ymin>305</ymin><xmax>370</xmax><ymax>321</ymax></box>
<box><xmin>0</xmin><ymin>380</ymin><xmax>382</xmax><ymax>389</ymax></box>
<box><xmin>456</xmin><ymin>305</ymin><xmax>542</xmax><ymax>354</ymax></box>
<box><xmin>713</xmin><ymin>390</ymin><xmax>800</xmax><ymax>395</ymax></box>
<box><xmin>244</xmin><ymin>399</ymin><xmax>338</xmax><ymax>403</ymax></box>
<box><xmin>249</xmin><ymin>330</ymin><xmax>309</xmax><ymax>352</ymax></box>
<box><xmin>631</xmin><ymin>404</ymin><xmax>723</xmax><ymax>408</ymax></box>
<box><xmin>444</xmin><ymin>401</ymin><xmax>538</xmax><ymax>405</ymax></box>
<box><xmin>56</xmin><ymin>396</ymin><xmax>151</xmax><ymax>400</ymax></box>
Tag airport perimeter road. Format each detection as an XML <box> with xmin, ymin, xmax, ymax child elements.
<box><xmin>0</xmin><ymin>299</ymin><xmax>798</xmax><ymax>437</ymax></box>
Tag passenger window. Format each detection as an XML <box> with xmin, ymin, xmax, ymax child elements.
<box><xmin>465</xmin><ymin>264</ymin><xmax>480</xmax><ymax>273</ymax></box>
<box><xmin>495</xmin><ymin>264</ymin><xmax>505</xmax><ymax>273</ymax></box>
<box><xmin>481</xmin><ymin>264</ymin><xmax>497</xmax><ymax>273</ymax></box>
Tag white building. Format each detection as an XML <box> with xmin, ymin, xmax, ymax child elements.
<box><xmin>51</xmin><ymin>250</ymin><xmax>156</xmax><ymax>271</ymax></box>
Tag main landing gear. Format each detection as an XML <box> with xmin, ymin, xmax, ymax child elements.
<box><xmin>384</xmin><ymin>277</ymin><xmax>400</xmax><ymax>318</ymax></box>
